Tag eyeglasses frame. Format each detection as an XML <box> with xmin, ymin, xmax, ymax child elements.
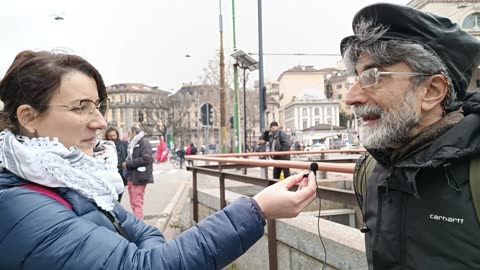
<box><xmin>40</xmin><ymin>98</ymin><xmax>110</xmax><ymax>123</ymax></box>
<box><xmin>357</xmin><ymin>67</ymin><xmax>435</xmax><ymax>88</ymax></box>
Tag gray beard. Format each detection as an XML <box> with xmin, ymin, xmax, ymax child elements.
<box><xmin>354</xmin><ymin>91</ymin><xmax>421</xmax><ymax>149</ymax></box>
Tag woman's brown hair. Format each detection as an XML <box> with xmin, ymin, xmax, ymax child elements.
<box><xmin>0</xmin><ymin>50</ymin><xmax>107</xmax><ymax>133</ymax></box>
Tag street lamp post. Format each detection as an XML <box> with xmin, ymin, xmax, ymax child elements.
<box><xmin>231</xmin><ymin>50</ymin><xmax>258</xmax><ymax>153</ymax></box>
<box><xmin>257</xmin><ymin>0</ymin><xmax>266</xmax><ymax>134</ymax></box>
<box><xmin>231</xmin><ymin>0</ymin><xmax>241</xmax><ymax>153</ymax></box>
<box><xmin>242</xmin><ymin>67</ymin><xmax>247</xmax><ymax>152</ymax></box>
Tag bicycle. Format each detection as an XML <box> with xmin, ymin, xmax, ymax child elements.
<box><xmin>169</xmin><ymin>154</ymin><xmax>181</xmax><ymax>169</ymax></box>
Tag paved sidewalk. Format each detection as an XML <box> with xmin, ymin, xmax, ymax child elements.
<box><xmin>121</xmin><ymin>161</ymin><xmax>190</xmax><ymax>226</ymax></box>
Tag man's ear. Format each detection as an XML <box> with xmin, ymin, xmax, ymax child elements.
<box><xmin>421</xmin><ymin>74</ymin><xmax>448</xmax><ymax>112</ymax></box>
<box><xmin>16</xmin><ymin>104</ymin><xmax>39</xmax><ymax>134</ymax></box>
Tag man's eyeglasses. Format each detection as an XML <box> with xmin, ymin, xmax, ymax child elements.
<box><xmin>42</xmin><ymin>99</ymin><xmax>110</xmax><ymax>123</ymax></box>
<box><xmin>354</xmin><ymin>67</ymin><xmax>434</xmax><ymax>88</ymax></box>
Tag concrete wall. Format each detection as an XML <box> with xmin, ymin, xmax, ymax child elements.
<box><xmin>181</xmin><ymin>186</ymin><xmax>367</xmax><ymax>270</ymax></box>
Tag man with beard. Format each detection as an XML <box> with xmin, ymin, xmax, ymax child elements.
<box><xmin>342</xmin><ymin>3</ymin><xmax>480</xmax><ymax>269</ymax></box>
<box><xmin>268</xmin><ymin>121</ymin><xmax>291</xmax><ymax>179</ymax></box>
<box><xmin>105</xmin><ymin>127</ymin><xmax>128</xmax><ymax>202</ymax></box>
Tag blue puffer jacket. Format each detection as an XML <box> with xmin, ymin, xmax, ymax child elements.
<box><xmin>0</xmin><ymin>172</ymin><xmax>265</xmax><ymax>269</ymax></box>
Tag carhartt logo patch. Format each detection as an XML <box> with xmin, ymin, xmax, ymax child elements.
<box><xmin>430</xmin><ymin>214</ymin><xmax>464</xmax><ymax>224</ymax></box>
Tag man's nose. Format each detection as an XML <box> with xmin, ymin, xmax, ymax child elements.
<box><xmin>345</xmin><ymin>80</ymin><xmax>368</xmax><ymax>106</ymax></box>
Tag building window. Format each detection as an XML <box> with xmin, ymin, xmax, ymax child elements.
<box><xmin>336</xmin><ymin>84</ymin><xmax>342</xmax><ymax>89</ymax></box>
<box><xmin>463</xmin><ymin>13</ymin><xmax>480</xmax><ymax>30</ymax></box>
<box><xmin>314</xmin><ymin>120</ymin><xmax>320</xmax><ymax>126</ymax></box>
<box><xmin>112</xmin><ymin>108</ymin><xmax>117</xmax><ymax>120</ymax></box>
<box><xmin>314</xmin><ymin>108</ymin><xmax>320</xmax><ymax>116</ymax></box>
<box><xmin>337</xmin><ymin>94</ymin><xmax>343</xmax><ymax>99</ymax></box>
<box><xmin>302</xmin><ymin>108</ymin><xmax>307</xmax><ymax>116</ymax></box>
<box><xmin>327</xmin><ymin>107</ymin><xmax>332</xmax><ymax>116</ymax></box>
<box><xmin>302</xmin><ymin>120</ymin><xmax>308</xmax><ymax>130</ymax></box>
<box><xmin>120</xmin><ymin>108</ymin><xmax>124</xmax><ymax>120</ymax></box>
<box><xmin>476</xmin><ymin>79</ymin><xmax>480</xmax><ymax>88</ymax></box>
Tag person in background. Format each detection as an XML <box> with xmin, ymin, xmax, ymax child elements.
<box><xmin>342</xmin><ymin>3</ymin><xmax>480</xmax><ymax>269</ymax></box>
<box><xmin>186</xmin><ymin>142</ymin><xmax>197</xmax><ymax>166</ymax></box>
<box><xmin>122</xmin><ymin>126</ymin><xmax>153</xmax><ymax>220</ymax></box>
<box><xmin>175</xmin><ymin>145</ymin><xmax>186</xmax><ymax>169</ymax></box>
<box><xmin>268</xmin><ymin>121</ymin><xmax>291</xmax><ymax>179</ymax></box>
<box><xmin>105</xmin><ymin>127</ymin><xmax>128</xmax><ymax>201</ymax></box>
<box><xmin>156</xmin><ymin>135</ymin><xmax>168</xmax><ymax>163</ymax></box>
<box><xmin>0</xmin><ymin>49</ymin><xmax>317</xmax><ymax>270</ymax></box>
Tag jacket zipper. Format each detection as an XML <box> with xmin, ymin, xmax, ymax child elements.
<box><xmin>401</xmin><ymin>191</ymin><xmax>406</xmax><ymax>269</ymax></box>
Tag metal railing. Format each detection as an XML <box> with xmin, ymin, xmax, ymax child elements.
<box><xmin>185</xmin><ymin>150</ymin><xmax>360</xmax><ymax>270</ymax></box>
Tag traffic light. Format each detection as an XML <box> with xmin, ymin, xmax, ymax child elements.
<box><xmin>261</xmin><ymin>86</ymin><xmax>267</xmax><ymax>111</ymax></box>
<box><xmin>229</xmin><ymin>116</ymin><xmax>234</xmax><ymax>129</ymax></box>
<box><xmin>208</xmin><ymin>106</ymin><xmax>213</xmax><ymax>125</ymax></box>
<box><xmin>138</xmin><ymin>112</ymin><xmax>144</xmax><ymax>122</ymax></box>
<box><xmin>201</xmin><ymin>103</ymin><xmax>214</xmax><ymax>126</ymax></box>
<box><xmin>167</xmin><ymin>134</ymin><xmax>174</xmax><ymax>146</ymax></box>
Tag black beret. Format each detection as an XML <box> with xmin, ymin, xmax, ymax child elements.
<box><xmin>340</xmin><ymin>3</ymin><xmax>480</xmax><ymax>99</ymax></box>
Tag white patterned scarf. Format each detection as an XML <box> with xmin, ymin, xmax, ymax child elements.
<box><xmin>0</xmin><ymin>129</ymin><xmax>124</xmax><ymax>211</ymax></box>
<box><xmin>127</xmin><ymin>131</ymin><xmax>145</xmax><ymax>161</ymax></box>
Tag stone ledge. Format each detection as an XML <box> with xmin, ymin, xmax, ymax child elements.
<box><xmin>190</xmin><ymin>186</ymin><xmax>367</xmax><ymax>270</ymax></box>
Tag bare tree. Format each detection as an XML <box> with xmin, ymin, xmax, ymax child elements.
<box><xmin>200</xmin><ymin>51</ymin><xmax>234</xmax><ymax>88</ymax></box>
<box><xmin>139</xmin><ymin>93</ymin><xmax>192</xmax><ymax>145</ymax></box>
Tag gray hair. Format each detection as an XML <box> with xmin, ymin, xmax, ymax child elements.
<box><xmin>130</xmin><ymin>126</ymin><xmax>142</xmax><ymax>134</ymax></box>
<box><xmin>343</xmin><ymin>19</ymin><xmax>456</xmax><ymax>110</ymax></box>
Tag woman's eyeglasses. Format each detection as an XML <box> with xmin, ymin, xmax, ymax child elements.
<box><xmin>42</xmin><ymin>99</ymin><xmax>110</xmax><ymax>123</ymax></box>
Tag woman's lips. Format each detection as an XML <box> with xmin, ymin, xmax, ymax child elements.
<box><xmin>82</xmin><ymin>137</ymin><xmax>96</xmax><ymax>144</ymax></box>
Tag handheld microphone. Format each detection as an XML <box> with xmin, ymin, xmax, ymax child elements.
<box><xmin>310</xmin><ymin>163</ymin><xmax>318</xmax><ymax>176</ymax></box>
<box><xmin>303</xmin><ymin>162</ymin><xmax>319</xmax><ymax>178</ymax></box>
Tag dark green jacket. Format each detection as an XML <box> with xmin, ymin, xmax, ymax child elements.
<box><xmin>361</xmin><ymin>111</ymin><xmax>480</xmax><ymax>269</ymax></box>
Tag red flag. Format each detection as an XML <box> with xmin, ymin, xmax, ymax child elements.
<box><xmin>156</xmin><ymin>139</ymin><xmax>168</xmax><ymax>163</ymax></box>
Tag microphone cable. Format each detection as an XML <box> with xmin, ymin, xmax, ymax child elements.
<box><xmin>306</xmin><ymin>162</ymin><xmax>327</xmax><ymax>270</ymax></box>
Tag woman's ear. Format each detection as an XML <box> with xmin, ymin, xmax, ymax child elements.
<box><xmin>16</xmin><ymin>105</ymin><xmax>39</xmax><ymax>134</ymax></box>
<box><xmin>421</xmin><ymin>74</ymin><xmax>448</xmax><ymax>113</ymax></box>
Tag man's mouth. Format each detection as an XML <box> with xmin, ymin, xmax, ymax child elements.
<box><xmin>361</xmin><ymin>113</ymin><xmax>381</xmax><ymax>125</ymax></box>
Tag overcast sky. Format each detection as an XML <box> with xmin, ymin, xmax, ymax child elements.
<box><xmin>2</xmin><ymin>0</ymin><xmax>408</xmax><ymax>92</ymax></box>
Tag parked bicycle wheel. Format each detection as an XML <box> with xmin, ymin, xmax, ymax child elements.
<box><xmin>173</xmin><ymin>159</ymin><xmax>180</xmax><ymax>169</ymax></box>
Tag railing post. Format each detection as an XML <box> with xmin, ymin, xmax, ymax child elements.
<box><xmin>267</xmin><ymin>219</ymin><xmax>278</xmax><ymax>270</ymax></box>
<box><xmin>318</xmin><ymin>155</ymin><xmax>327</xmax><ymax>179</ymax></box>
<box><xmin>193</xmin><ymin>169</ymin><xmax>198</xmax><ymax>223</ymax></box>
<box><xmin>220</xmin><ymin>174</ymin><xmax>226</xmax><ymax>209</ymax></box>
<box><xmin>262</xmin><ymin>166</ymin><xmax>268</xmax><ymax>179</ymax></box>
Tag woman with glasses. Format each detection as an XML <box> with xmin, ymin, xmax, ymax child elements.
<box><xmin>0</xmin><ymin>50</ymin><xmax>317</xmax><ymax>270</ymax></box>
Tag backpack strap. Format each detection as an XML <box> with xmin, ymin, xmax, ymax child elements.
<box><xmin>21</xmin><ymin>183</ymin><xmax>73</xmax><ymax>210</ymax></box>
<box><xmin>21</xmin><ymin>183</ymin><xmax>131</xmax><ymax>241</ymax></box>
<box><xmin>469</xmin><ymin>158</ymin><xmax>480</xmax><ymax>224</ymax></box>
<box><xmin>353</xmin><ymin>152</ymin><xmax>377</xmax><ymax>211</ymax></box>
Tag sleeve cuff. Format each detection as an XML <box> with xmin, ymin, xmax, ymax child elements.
<box><xmin>249</xmin><ymin>197</ymin><xmax>266</xmax><ymax>225</ymax></box>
